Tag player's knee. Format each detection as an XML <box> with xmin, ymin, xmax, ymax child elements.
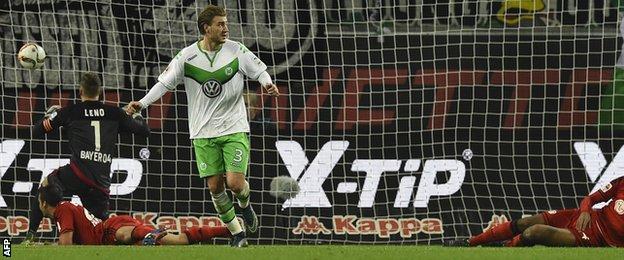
<box><xmin>226</xmin><ymin>177</ymin><xmax>245</xmax><ymax>193</ymax></box>
<box><xmin>206</xmin><ymin>177</ymin><xmax>225</xmax><ymax>194</ymax></box>
<box><xmin>522</xmin><ymin>224</ymin><xmax>549</xmax><ymax>242</ymax></box>
<box><xmin>227</xmin><ymin>181</ymin><xmax>243</xmax><ymax>193</ymax></box>
<box><xmin>516</xmin><ymin>216</ymin><xmax>539</xmax><ymax>231</ymax></box>
<box><xmin>115</xmin><ymin>229</ymin><xmax>133</xmax><ymax>244</ymax></box>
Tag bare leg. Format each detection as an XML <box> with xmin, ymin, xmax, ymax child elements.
<box><xmin>158</xmin><ymin>233</ymin><xmax>190</xmax><ymax>245</ymax></box>
<box><xmin>115</xmin><ymin>226</ymin><xmax>136</xmax><ymax>244</ymax></box>
<box><xmin>521</xmin><ymin>224</ymin><xmax>577</xmax><ymax>247</ymax></box>
<box><xmin>515</xmin><ymin>214</ymin><xmax>546</xmax><ymax>230</ymax></box>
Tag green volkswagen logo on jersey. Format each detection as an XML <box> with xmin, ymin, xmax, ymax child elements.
<box><xmin>201</xmin><ymin>79</ymin><xmax>222</xmax><ymax>98</ymax></box>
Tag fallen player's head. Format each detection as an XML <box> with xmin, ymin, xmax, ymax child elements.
<box><xmin>79</xmin><ymin>72</ymin><xmax>102</xmax><ymax>100</ymax></box>
<box><xmin>38</xmin><ymin>184</ymin><xmax>63</xmax><ymax>217</ymax></box>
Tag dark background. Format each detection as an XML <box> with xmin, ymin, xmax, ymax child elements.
<box><xmin>1</xmin><ymin>0</ymin><xmax>622</xmax><ymax>244</ymax></box>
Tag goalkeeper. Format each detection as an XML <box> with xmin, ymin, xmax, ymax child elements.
<box><xmin>25</xmin><ymin>73</ymin><xmax>150</xmax><ymax>244</ymax></box>
<box><xmin>125</xmin><ymin>5</ymin><xmax>279</xmax><ymax>247</ymax></box>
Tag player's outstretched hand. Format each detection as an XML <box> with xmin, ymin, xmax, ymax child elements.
<box><xmin>263</xmin><ymin>83</ymin><xmax>280</xmax><ymax>97</ymax></box>
<box><xmin>576</xmin><ymin>211</ymin><xmax>591</xmax><ymax>231</ymax></box>
<box><xmin>124</xmin><ymin>101</ymin><xmax>143</xmax><ymax>115</ymax></box>
<box><xmin>44</xmin><ymin>105</ymin><xmax>61</xmax><ymax>118</ymax></box>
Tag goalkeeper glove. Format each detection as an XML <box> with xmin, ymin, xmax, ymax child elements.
<box><xmin>44</xmin><ymin>105</ymin><xmax>61</xmax><ymax>119</ymax></box>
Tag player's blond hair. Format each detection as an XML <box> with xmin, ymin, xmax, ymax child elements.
<box><xmin>197</xmin><ymin>5</ymin><xmax>226</xmax><ymax>35</ymax></box>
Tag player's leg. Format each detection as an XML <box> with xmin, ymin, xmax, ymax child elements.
<box><xmin>222</xmin><ymin>133</ymin><xmax>257</xmax><ymax>234</ymax></box>
<box><xmin>24</xmin><ymin>168</ymin><xmax>65</xmax><ymax>243</ymax></box>
<box><xmin>78</xmin><ymin>188</ymin><xmax>110</xmax><ymax>221</ymax></box>
<box><xmin>111</xmin><ymin>225</ymin><xmax>164</xmax><ymax>245</ymax></box>
<box><xmin>517</xmin><ymin>224</ymin><xmax>577</xmax><ymax>246</ymax></box>
<box><xmin>101</xmin><ymin>216</ymin><xmax>162</xmax><ymax>245</ymax></box>
<box><xmin>193</xmin><ymin>138</ymin><xmax>246</xmax><ymax>247</ymax></box>
<box><xmin>466</xmin><ymin>214</ymin><xmax>546</xmax><ymax>246</ymax></box>
<box><xmin>158</xmin><ymin>226</ymin><xmax>231</xmax><ymax>245</ymax></box>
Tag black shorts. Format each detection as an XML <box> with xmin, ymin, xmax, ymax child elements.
<box><xmin>47</xmin><ymin>165</ymin><xmax>110</xmax><ymax>220</ymax></box>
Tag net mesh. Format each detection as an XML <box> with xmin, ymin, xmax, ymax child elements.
<box><xmin>0</xmin><ymin>0</ymin><xmax>622</xmax><ymax>244</ymax></box>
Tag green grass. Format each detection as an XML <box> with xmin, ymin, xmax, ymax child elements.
<box><xmin>10</xmin><ymin>245</ymin><xmax>623</xmax><ymax>260</ymax></box>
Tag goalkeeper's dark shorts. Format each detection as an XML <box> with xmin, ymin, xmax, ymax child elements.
<box><xmin>47</xmin><ymin>164</ymin><xmax>110</xmax><ymax>221</ymax></box>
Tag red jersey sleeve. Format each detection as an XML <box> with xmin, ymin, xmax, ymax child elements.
<box><xmin>580</xmin><ymin>177</ymin><xmax>624</xmax><ymax>212</ymax></box>
<box><xmin>54</xmin><ymin>203</ymin><xmax>75</xmax><ymax>234</ymax></box>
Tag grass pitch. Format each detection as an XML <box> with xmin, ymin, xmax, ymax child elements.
<box><xmin>12</xmin><ymin>245</ymin><xmax>621</xmax><ymax>260</ymax></box>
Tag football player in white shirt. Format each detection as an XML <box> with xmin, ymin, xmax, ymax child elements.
<box><xmin>125</xmin><ymin>5</ymin><xmax>279</xmax><ymax>248</ymax></box>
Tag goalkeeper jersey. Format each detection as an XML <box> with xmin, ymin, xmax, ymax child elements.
<box><xmin>158</xmin><ymin>39</ymin><xmax>267</xmax><ymax>139</ymax></box>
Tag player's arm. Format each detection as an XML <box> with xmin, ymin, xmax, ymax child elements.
<box><xmin>118</xmin><ymin>108</ymin><xmax>150</xmax><ymax>135</ymax></box>
<box><xmin>238</xmin><ymin>44</ymin><xmax>279</xmax><ymax>96</ymax></box>
<box><xmin>576</xmin><ymin>176</ymin><xmax>624</xmax><ymax>231</ymax></box>
<box><xmin>126</xmin><ymin>51</ymin><xmax>184</xmax><ymax>114</ymax></box>
<box><xmin>55</xmin><ymin>206</ymin><xmax>75</xmax><ymax>245</ymax></box>
<box><xmin>58</xmin><ymin>231</ymin><xmax>73</xmax><ymax>245</ymax></box>
<box><xmin>31</xmin><ymin>106</ymin><xmax>67</xmax><ymax>137</ymax></box>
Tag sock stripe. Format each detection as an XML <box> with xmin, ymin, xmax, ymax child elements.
<box><xmin>235</xmin><ymin>181</ymin><xmax>251</xmax><ymax>208</ymax></box>
<box><xmin>221</xmin><ymin>204</ymin><xmax>234</xmax><ymax>215</ymax></box>
<box><xmin>220</xmin><ymin>207</ymin><xmax>236</xmax><ymax>223</ymax></box>
<box><xmin>510</xmin><ymin>220</ymin><xmax>520</xmax><ymax>234</ymax></box>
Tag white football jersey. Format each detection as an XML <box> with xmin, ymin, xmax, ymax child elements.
<box><xmin>158</xmin><ymin>39</ymin><xmax>267</xmax><ymax>139</ymax></box>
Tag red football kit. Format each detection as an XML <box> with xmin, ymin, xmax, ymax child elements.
<box><xmin>469</xmin><ymin>176</ymin><xmax>624</xmax><ymax>247</ymax></box>
<box><xmin>54</xmin><ymin>202</ymin><xmax>150</xmax><ymax>245</ymax></box>
<box><xmin>572</xmin><ymin>176</ymin><xmax>624</xmax><ymax>247</ymax></box>
<box><xmin>53</xmin><ymin>201</ymin><xmax>230</xmax><ymax>245</ymax></box>
<box><xmin>53</xmin><ymin>201</ymin><xmax>104</xmax><ymax>245</ymax></box>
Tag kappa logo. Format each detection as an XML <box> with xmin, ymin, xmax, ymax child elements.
<box><xmin>225</xmin><ymin>67</ymin><xmax>233</xmax><ymax>76</ymax></box>
<box><xmin>201</xmin><ymin>79</ymin><xmax>222</xmax><ymax>98</ymax></box>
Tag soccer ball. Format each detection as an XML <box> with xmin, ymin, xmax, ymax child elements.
<box><xmin>462</xmin><ymin>148</ymin><xmax>473</xmax><ymax>161</ymax></box>
<box><xmin>17</xmin><ymin>43</ymin><xmax>46</xmax><ymax>69</ymax></box>
<box><xmin>269</xmin><ymin>176</ymin><xmax>300</xmax><ymax>200</ymax></box>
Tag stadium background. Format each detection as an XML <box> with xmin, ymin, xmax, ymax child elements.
<box><xmin>1</xmin><ymin>0</ymin><xmax>623</xmax><ymax>245</ymax></box>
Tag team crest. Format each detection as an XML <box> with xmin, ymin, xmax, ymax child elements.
<box><xmin>201</xmin><ymin>79</ymin><xmax>222</xmax><ymax>98</ymax></box>
<box><xmin>225</xmin><ymin>67</ymin><xmax>233</xmax><ymax>76</ymax></box>
<box><xmin>614</xmin><ymin>199</ymin><xmax>624</xmax><ymax>215</ymax></box>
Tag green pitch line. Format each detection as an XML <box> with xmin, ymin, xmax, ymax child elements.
<box><xmin>12</xmin><ymin>245</ymin><xmax>621</xmax><ymax>260</ymax></box>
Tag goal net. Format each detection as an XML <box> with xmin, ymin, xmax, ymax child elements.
<box><xmin>0</xmin><ymin>0</ymin><xmax>622</xmax><ymax>244</ymax></box>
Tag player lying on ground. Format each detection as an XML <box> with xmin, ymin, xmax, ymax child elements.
<box><xmin>25</xmin><ymin>73</ymin><xmax>150</xmax><ymax>243</ymax></box>
<box><xmin>446</xmin><ymin>176</ymin><xmax>624</xmax><ymax>247</ymax></box>
<box><xmin>37</xmin><ymin>183</ymin><xmax>231</xmax><ymax>245</ymax></box>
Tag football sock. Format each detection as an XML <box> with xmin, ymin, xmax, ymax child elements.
<box><xmin>505</xmin><ymin>235</ymin><xmax>523</xmax><ymax>247</ymax></box>
<box><xmin>469</xmin><ymin>220</ymin><xmax>520</xmax><ymax>246</ymax></box>
<box><xmin>184</xmin><ymin>226</ymin><xmax>231</xmax><ymax>244</ymax></box>
<box><xmin>27</xmin><ymin>189</ymin><xmax>44</xmax><ymax>235</ymax></box>
<box><xmin>234</xmin><ymin>181</ymin><xmax>250</xmax><ymax>209</ymax></box>
<box><xmin>211</xmin><ymin>191</ymin><xmax>243</xmax><ymax>235</ymax></box>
